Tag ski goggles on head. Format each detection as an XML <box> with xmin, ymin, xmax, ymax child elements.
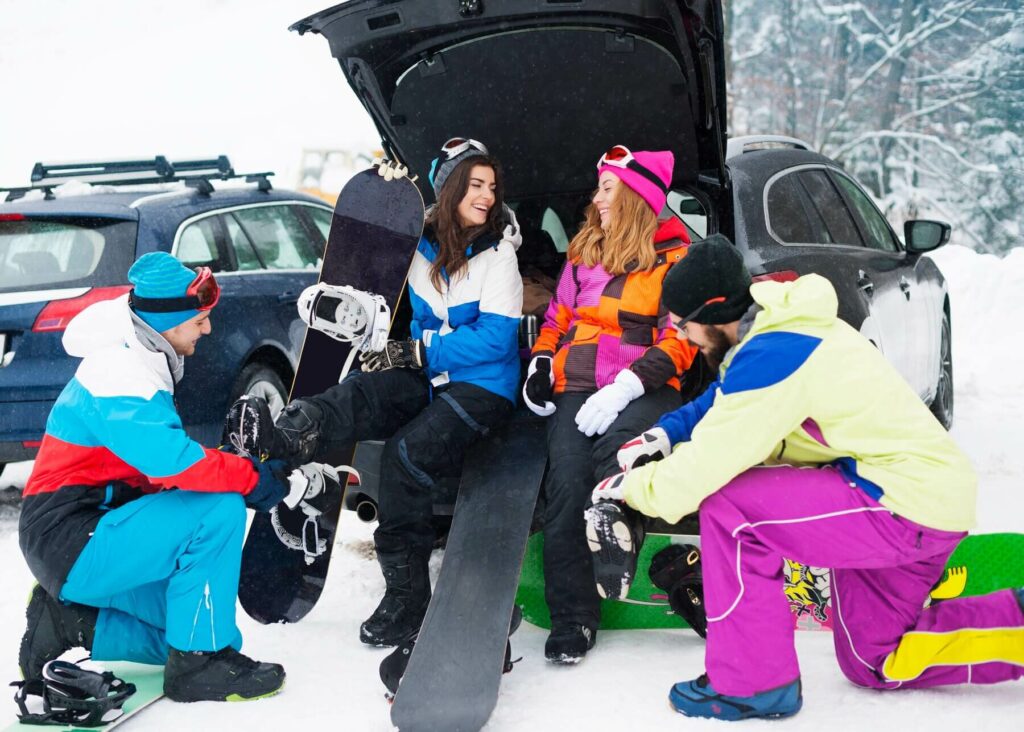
<box><xmin>129</xmin><ymin>266</ymin><xmax>221</xmax><ymax>314</ymax></box>
<box><xmin>596</xmin><ymin>144</ymin><xmax>668</xmax><ymax>193</ymax></box>
<box><xmin>440</xmin><ymin>137</ymin><xmax>489</xmax><ymax>160</ymax></box>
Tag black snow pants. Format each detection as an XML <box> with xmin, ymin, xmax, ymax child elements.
<box><xmin>541</xmin><ymin>385</ymin><xmax>681</xmax><ymax>630</ymax></box>
<box><xmin>308</xmin><ymin>368</ymin><xmax>512</xmax><ymax>555</ymax></box>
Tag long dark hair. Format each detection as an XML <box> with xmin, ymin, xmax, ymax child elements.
<box><xmin>425</xmin><ymin>155</ymin><xmax>505</xmax><ymax>291</ymax></box>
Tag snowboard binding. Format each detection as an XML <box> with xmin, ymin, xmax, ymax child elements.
<box><xmin>649</xmin><ymin>544</ymin><xmax>707</xmax><ymax>638</ymax></box>
<box><xmin>271</xmin><ymin>462</ymin><xmax>359</xmax><ymax>565</ymax></box>
<box><xmin>297</xmin><ymin>283</ymin><xmax>391</xmax><ymax>381</ymax></box>
<box><xmin>12</xmin><ymin>660</ymin><xmax>136</xmax><ymax>727</ymax></box>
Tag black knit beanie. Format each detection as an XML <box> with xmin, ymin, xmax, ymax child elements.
<box><xmin>661</xmin><ymin>234</ymin><xmax>754</xmax><ymax>325</ymax></box>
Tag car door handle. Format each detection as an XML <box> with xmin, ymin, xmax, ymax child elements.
<box><xmin>277</xmin><ymin>291</ymin><xmax>299</xmax><ymax>305</ymax></box>
<box><xmin>899</xmin><ymin>276</ymin><xmax>911</xmax><ymax>300</ymax></box>
<box><xmin>856</xmin><ymin>270</ymin><xmax>874</xmax><ymax>296</ymax></box>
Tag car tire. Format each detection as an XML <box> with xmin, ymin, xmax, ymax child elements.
<box><xmin>231</xmin><ymin>363</ymin><xmax>290</xmax><ymax>422</ymax></box>
<box><xmin>928</xmin><ymin>312</ymin><xmax>954</xmax><ymax>430</ymax></box>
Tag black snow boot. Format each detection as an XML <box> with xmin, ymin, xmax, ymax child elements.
<box><xmin>544</xmin><ymin>623</ymin><xmax>597</xmax><ymax>665</ymax></box>
<box><xmin>19</xmin><ymin>584</ymin><xmax>97</xmax><ymax>680</ymax></box>
<box><xmin>360</xmin><ymin>547</ymin><xmax>432</xmax><ymax>648</ymax></box>
<box><xmin>163</xmin><ymin>647</ymin><xmax>285</xmax><ymax>702</ymax></box>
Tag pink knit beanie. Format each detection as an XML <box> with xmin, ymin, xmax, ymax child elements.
<box><xmin>597</xmin><ymin>149</ymin><xmax>674</xmax><ymax>215</ymax></box>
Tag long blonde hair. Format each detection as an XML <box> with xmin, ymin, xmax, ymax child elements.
<box><xmin>567</xmin><ymin>183</ymin><xmax>657</xmax><ymax>275</ymax></box>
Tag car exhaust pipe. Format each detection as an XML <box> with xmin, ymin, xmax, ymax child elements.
<box><xmin>355</xmin><ymin>498</ymin><xmax>378</xmax><ymax>523</ymax></box>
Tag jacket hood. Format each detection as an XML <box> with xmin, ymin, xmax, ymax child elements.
<box><xmin>63</xmin><ymin>295</ymin><xmax>137</xmax><ymax>358</ymax></box>
<box><xmin>654</xmin><ymin>217</ymin><xmax>692</xmax><ymax>246</ymax></box>
<box><xmin>747</xmin><ymin>273</ymin><xmax>839</xmax><ymax>338</ymax></box>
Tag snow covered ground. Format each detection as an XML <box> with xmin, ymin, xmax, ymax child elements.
<box><xmin>1</xmin><ymin>244</ymin><xmax>1021</xmax><ymax>730</ymax></box>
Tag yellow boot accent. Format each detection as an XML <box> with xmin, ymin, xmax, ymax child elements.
<box><xmin>930</xmin><ymin>566</ymin><xmax>968</xmax><ymax>601</ymax></box>
<box><xmin>883</xmin><ymin>627</ymin><xmax>1024</xmax><ymax>681</ymax></box>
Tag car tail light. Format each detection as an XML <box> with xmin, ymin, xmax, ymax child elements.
<box><xmin>0</xmin><ymin>213</ymin><xmax>26</xmax><ymax>221</ymax></box>
<box><xmin>752</xmin><ymin>270</ymin><xmax>799</xmax><ymax>283</ymax></box>
<box><xmin>32</xmin><ymin>286</ymin><xmax>132</xmax><ymax>332</ymax></box>
<box><xmin>22</xmin><ymin>440</ymin><xmax>42</xmax><ymax>448</ymax></box>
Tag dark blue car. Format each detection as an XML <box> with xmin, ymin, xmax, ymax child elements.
<box><xmin>0</xmin><ymin>157</ymin><xmax>334</xmax><ymax>475</ymax></box>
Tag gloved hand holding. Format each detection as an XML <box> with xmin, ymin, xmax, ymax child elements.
<box><xmin>245</xmin><ymin>458</ymin><xmax>291</xmax><ymax>512</ymax></box>
<box><xmin>374</xmin><ymin>158</ymin><xmax>409</xmax><ymax>182</ymax></box>
<box><xmin>360</xmin><ymin>339</ymin><xmax>425</xmax><ymax>372</ymax></box>
<box><xmin>617</xmin><ymin>426</ymin><xmax>672</xmax><ymax>471</ymax></box>
<box><xmin>575</xmin><ymin>369</ymin><xmax>644</xmax><ymax>436</ymax></box>
<box><xmin>501</xmin><ymin>205</ymin><xmax>522</xmax><ymax>250</ymax></box>
<box><xmin>522</xmin><ymin>355</ymin><xmax>556</xmax><ymax>416</ymax></box>
<box><xmin>591</xmin><ymin>470</ymin><xmax>628</xmax><ymax>503</ymax></box>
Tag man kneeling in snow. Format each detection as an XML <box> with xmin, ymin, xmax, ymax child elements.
<box><xmin>589</xmin><ymin>235</ymin><xmax>1023</xmax><ymax>721</ymax></box>
<box><xmin>18</xmin><ymin>252</ymin><xmax>289</xmax><ymax>702</ymax></box>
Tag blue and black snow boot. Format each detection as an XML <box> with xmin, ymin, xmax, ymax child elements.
<box><xmin>1014</xmin><ymin>587</ymin><xmax>1024</xmax><ymax>613</ymax></box>
<box><xmin>669</xmin><ymin>674</ymin><xmax>802</xmax><ymax>721</ymax></box>
<box><xmin>19</xmin><ymin>584</ymin><xmax>97</xmax><ymax>680</ymax></box>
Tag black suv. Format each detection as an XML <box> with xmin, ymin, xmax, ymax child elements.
<box><xmin>288</xmin><ymin>0</ymin><xmax>953</xmax><ymax>517</ymax></box>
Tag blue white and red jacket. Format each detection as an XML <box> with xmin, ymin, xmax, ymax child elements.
<box><xmin>20</xmin><ymin>295</ymin><xmax>257</xmax><ymax>597</ymax></box>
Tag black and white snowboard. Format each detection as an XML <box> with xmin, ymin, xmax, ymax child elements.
<box><xmin>237</xmin><ymin>169</ymin><xmax>424</xmax><ymax>625</ymax></box>
<box><xmin>390</xmin><ymin>415</ymin><xmax>547</xmax><ymax>732</ymax></box>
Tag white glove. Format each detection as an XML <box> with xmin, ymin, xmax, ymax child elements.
<box><xmin>617</xmin><ymin>426</ymin><xmax>672</xmax><ymax>471</ymax></box>
<box><xmin>591</xmin><ymin>470</ymin><xmax>628</xmax><ymax>503</ymax></box>
<box><xmin>575</xmin><ymin>369</ymin><xmax>644</xmax><ymax>437</ymax></box>
<box><xmin>522</xmin><ymin>355</ymin><xmax>556</xmax><ymax>417</ymax></box>
<box><xmin>374</xmin><ymin>158</ymin><xmax>409</xmax><ymax>182</ymax></box>
<box><xmin>501</xmin><ymin>205</ymin><xmax>522</xmax><ymax>250</ymax></box>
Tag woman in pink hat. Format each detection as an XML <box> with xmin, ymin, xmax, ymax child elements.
<box><xmin>522</xmin><ymin>145</ymin><xmax>699</xmax><ymax>663</ymax></box>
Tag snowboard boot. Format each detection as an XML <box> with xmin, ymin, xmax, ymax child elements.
<box><xmin>585</xmin><ymin>500</ymin><xmax>645</xmax><ymax>600</ymax></box>
<box><xmin>544</xmin><ymin>623</ymin><xmax>596</xmax><ymax>665</ymax></box>
<box><xmin>19</xmin><ymin>584</ymin><xmax>97</xmax><ymax>680</ymax></box>
<box><xmin>669</xmin><ymin>674</ymin><xmax>802</xmax><ymax>721</ymax></box>
<box><xmin>163</xmin><ymin>647</ymin><xmax>285</xmax><ymax>702</ymax></box>
<box><xmin>360</xmin><ymin>547</ymin><xmax>432</xmax><ymax>648</ymax></box>
<box><xmin>1015</xmin><ymin>587</ymin><xmax>1024</xmax><ymax>613</ymax></box>
<box><xmin>224</xmin><ymin>394</ymin><xmax>323</xmax><ymax>465</ymax></box>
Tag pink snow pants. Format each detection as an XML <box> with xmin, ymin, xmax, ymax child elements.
<box><xmin>698</xmin><ymin>464</ymin><xmax>1024</xmax><ymax>695</ymax></box>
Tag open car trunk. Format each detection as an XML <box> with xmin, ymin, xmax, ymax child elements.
<box><xmin>291</xmin><ymin>0</ymin><xmax>727</xmax><ymax>201</ymax></box>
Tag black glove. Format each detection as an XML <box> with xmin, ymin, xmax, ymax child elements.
<box><xmin>649</xmin><ymin>544</ymin><xmax>707</xmax><ymax>639</ymax></box>
<box><xmin>522</xmin><ymin>355</ymin><xmax>555</xmax><ymax>416</ymax></box>
<box><xmin>245</xmin><ymin>458</ymin><xmax>291</xmax><ymax>512</ymax></box>
<box><xmin>359</xmin><ymin>339</ymin><xmax>425</xmax><ymax>372</ymax></box>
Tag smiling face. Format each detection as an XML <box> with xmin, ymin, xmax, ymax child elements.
<box><xmin>456</xmin><ymin>164</ymin><xmax>497</xmax><ymax>228</ymax></box>
<box><xmin>161</xmin><ymin>310</ymin><xmax>212</xmax><ymax>357</ymax></box>
<box><xmin>592</xmin><ymin>171</ymin><xmax>621</xmax><ymax>230</ymax></box>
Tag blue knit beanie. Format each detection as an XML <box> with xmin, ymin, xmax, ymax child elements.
<box><xmin>127</xmin><ymin>252</ymin><xmax>201</xmax><ymax>332</ymax></box>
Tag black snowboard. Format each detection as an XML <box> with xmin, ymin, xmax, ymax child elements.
<box><xmin>238</xmin><ymin>169</ymin><xmax>424</xmax><ymax>624</ymax></box>
<box><xmin>390</xmin><ymin>415</ymin><xmax>547</xmax><ymax>732</ymax></box>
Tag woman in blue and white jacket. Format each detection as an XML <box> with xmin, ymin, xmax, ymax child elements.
<box><xmin>254</xmin><ymin>138</ymin><xmax>523</xmax><ymax>647</ymax></box>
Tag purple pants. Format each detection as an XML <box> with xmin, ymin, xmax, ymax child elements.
<box><xmin>699</xmin><ymin>464</ymin><xmax>1024</xmax><ymax>695</ymax></box>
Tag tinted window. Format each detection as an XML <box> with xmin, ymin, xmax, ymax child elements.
<box><xmin>177</xmin><ymin>218</ymin><xmax>220</xmax><ymax>267</ymax></box>
<box><xmin>796</xmin><ymin>170</ymin><xmax>864</xmax><ymax>247</ymax></box>
<box><xmin>667</xmin><ymin>191</ymin><xmax>708</xmax><ymax>239</ymax></box>
<box><xmin>765</xmin><ymin>175</ymin><xmax>820</xmax><ymax>244</ymax></box>
<box><xmin>834</xmin><ymin>175</ymin><xmax>900</xmax><ymax>252</ymax></box>
<box><xmin>0</xmin><ymin>217</ymin><xmax>136</xmax><ymax>293</ymax></box>
<box><xmin>307</xmin><ymin>206</ymin><xmax>332</xmax><ymax>243</ymax></box>
<box><xmin>541</xmin><ymin>207</ymin><xmax>569</xmax><ymax>253</ymax></box>
<box><xmin>223</xmin><ymin>214</ymin><xmax>261</xmax><ymax>271</ymax></box>
<box><xmin>232</xmin><ymin>206</ymin><xmax>318</xmax><ymax>270</ymax></box>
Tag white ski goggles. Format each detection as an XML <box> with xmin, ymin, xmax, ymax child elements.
<box><xmin>440</xmin><ymin>137</ymin><xmax>489</xmax><ymax>160</ymax></box>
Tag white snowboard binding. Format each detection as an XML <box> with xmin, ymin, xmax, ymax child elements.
<box><xmin>297</xmin><ymin>282</ymin><xmax>391</xmax><ymax>380</ymax></box>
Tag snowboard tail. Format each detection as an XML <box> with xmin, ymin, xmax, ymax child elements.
<box><xmin>238</xmin><ymin>169</ymin><xmax>424</xmax><ymax>625</ymax></box>
<box><xmin>390</xmin><ymin>415</ymin><xmax>547</xmax><ymax>732</ymax></box>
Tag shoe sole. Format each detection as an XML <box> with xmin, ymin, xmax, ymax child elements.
<box><xmin>545</xmin><ymin>654</ymin><xmax>585</xmax><ymax>666</ymax></box>
<box><xmin>667</xmin><ymin>691</ymin><xmax>802</xmax><ymax>720</ymax></box>
<box><xmin>166</xmin><ymin>678</ymin><xmax>286</xmax><ymax>703</ymax></box>
<box><xmin>586</xmin><ymin>504</ymin><xmax>636</xmax><ymax>600</ymax></box>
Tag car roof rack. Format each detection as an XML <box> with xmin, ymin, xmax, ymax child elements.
<box><xmin>1</xmin><ymin>155</ymin><xmax>274</xmax><ymax>202</ymax></box>
<box><xmin>725</xmin><ymin>135</ymin><xmax>813</xmax><ymax>160</ymax></box>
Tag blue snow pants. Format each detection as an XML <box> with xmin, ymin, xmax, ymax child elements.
<box><xmin>59</xmin><ymin>489</ymin><xmax>247</xmax><ymax>665</ymax></box>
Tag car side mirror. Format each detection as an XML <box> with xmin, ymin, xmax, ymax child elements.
<box><xmin>904</xmin><ymin>220</ymin><xmax>950</xmax><ymax>254</ymax></box>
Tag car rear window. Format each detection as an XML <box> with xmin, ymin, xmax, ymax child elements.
<box><xmin>0</xmin><ymin>217</ymin><xmax>137</xmax><ymax>294</ymax></box>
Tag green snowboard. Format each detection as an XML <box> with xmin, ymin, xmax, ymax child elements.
<box><xmin>7</xmin><ymin>663</ymin><xmax>164</xmax><ymax>731</ymax></box>
<box><xmin>515</xmin><ymin>532</ymin><xmax>1024</xmax><ymax>632</ymax></box>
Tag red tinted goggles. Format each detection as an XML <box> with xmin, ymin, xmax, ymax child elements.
<box><xmin>440</xmin><ymin>137</ymin><xmax>489</xmax><ymax>160</ymax></box>
<box><xmin>129</xmin><ymin>266</ymin><xmax>221</xmax><ymax>314</ymax></box>
<box><xmin>596</xmin><ymin>144</ymin><xmax>668</xmax><ymax>193</ymax></box>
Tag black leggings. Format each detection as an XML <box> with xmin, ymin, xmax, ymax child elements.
<box><xmin>541</xmin><ymin>385</ymin><xmax>681</xmax><ymax>628</ymax></box>
<box><xmin>309</xmin><ymin>369</ymin><xmax>513</xmax><ymax>554</ymax></box>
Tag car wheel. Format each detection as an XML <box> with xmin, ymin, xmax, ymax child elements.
<box><xmin>928</xmin><ymin>312</ymin><xmax>954</xmax><ymax>430</ymax></box>
<box><xmin>232</xmin><ymin>363</ymin><xmax>289</xmax><ymax>421</ymax></box>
